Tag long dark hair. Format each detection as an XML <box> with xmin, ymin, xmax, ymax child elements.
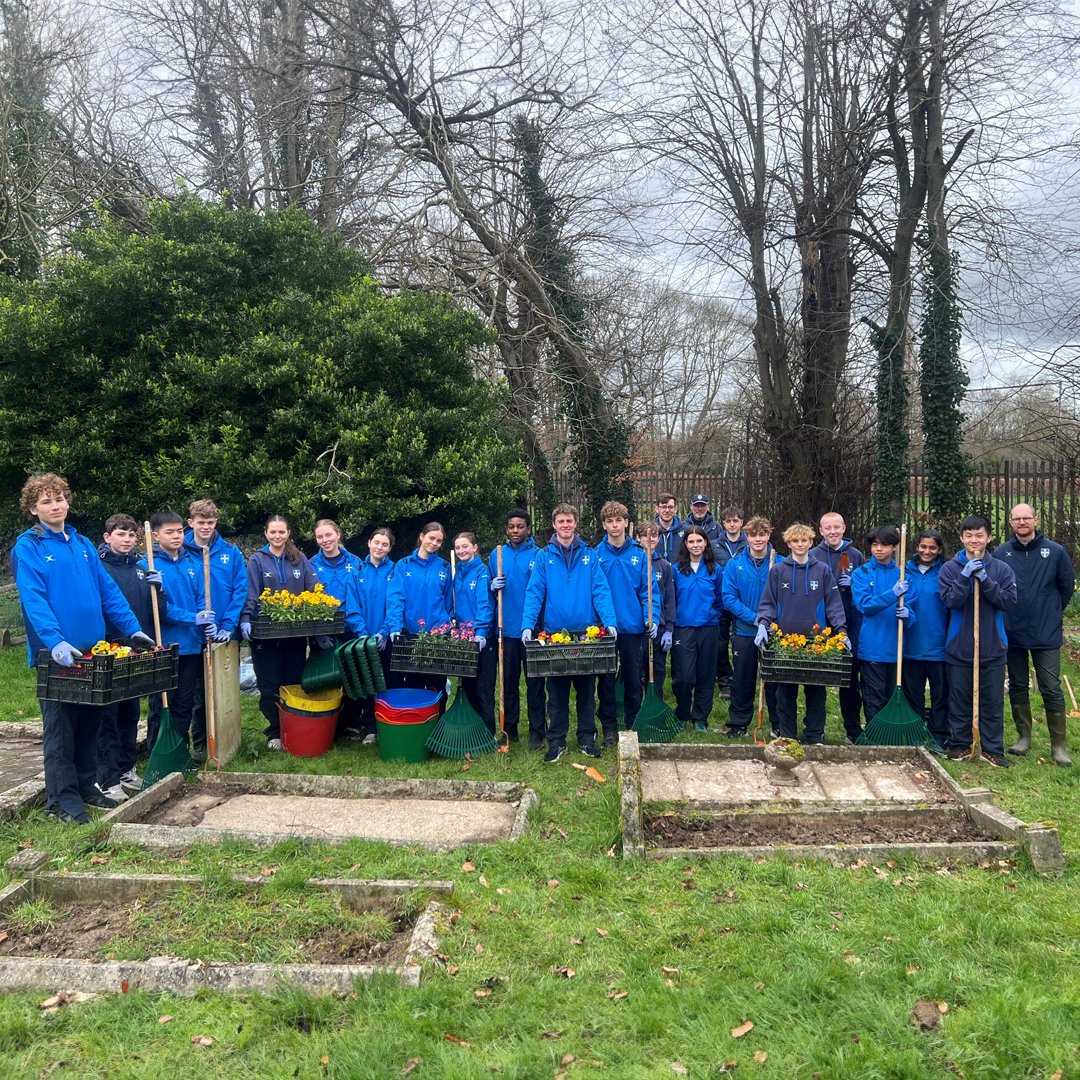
<box><xmin>266</xmin><ymin>514</ymin><xmax>301</xmax><ymax>565</ymax></box>
<box><xmin>676</xmin><ymin>525</ymin><xmax>717</xmax><ymax>574</ymax></box>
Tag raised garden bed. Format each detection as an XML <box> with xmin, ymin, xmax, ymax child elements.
<box><xmin>0</xmin><ymin>870</ymin><xmax>451</xmax><ymax>994</ymax></box>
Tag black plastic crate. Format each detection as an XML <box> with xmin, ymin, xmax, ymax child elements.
<box><xmin>525</xmin><ymin>638</ymin><xmax>618</xmax><ymax>678</ymax></box>
<box><xmin>758</xmin><ymin>646</ymin><xmax>852</xmax><ymax>687</ymax></box>
<box><xmin>36</xmin><ymin>644</ymin><xmax>180</xmax><ymax>705</ymax></box>
<box><xmin>250</xmin><ymin>611</ymin><xmax>345</xmax><ymax>640</ymax></box>
<box><xmin>390</xmin><ymin>635</ymin><xmax>478</xmax><ymax>678</ymax></box>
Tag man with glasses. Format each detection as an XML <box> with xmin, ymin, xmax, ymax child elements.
<box><xmin>993</xmin><ymin>504</ymin><xmax>1074</xmax><ymax>766</ymax></box>
<box><xmin>653</xmin><ymin>493</ymin><xmax>683</xmax><ymax>562</ymax></box>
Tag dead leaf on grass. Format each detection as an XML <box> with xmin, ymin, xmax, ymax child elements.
<box><xmin>497</xmin><ymin>887</ymin><xmax>512</xmax><ymax>895</ymax></box>
<box><xmin>570</xmin><ymin>937</ymin><xmax>584</xmax><ymax>946</ymax></box>
<box><xmin>731</xmin><ymin>1020</ymin><xmax>754</xmax><ymax>1038</ymax></box>
<box><xmin>607</xmin><ymin>989</ymin><xmax>628</xmax><ymax>1000</ymax></box>
<box><xmin>474</xmin><ymin>988</ymin><xmax>493</xmax><ymax>999</ymax></box>
<box><xmin>753</xmin><ymin>1051</ymin><xmax>768</xmax><ymax>1063</ymax></box>
<box><xmin>259</xmin><ymin>866</ymin><xmax>277</xmax><ymax>877</ymax></box>
<box><xmin>936</xmin><ymin>1001</ymin><xmax>949</xmax><ymax>1014</ymax></box>
<box><xmin>556</xmin><ymin>827</ymin><xmax>568</xmax><ymax>839</ymax></box>
<box><xmin>595</xmin><ymin>927</ymin><xmax>609</xmax><ymax>937</ymax></box>
<box><xmin>547</xmin><ymin>878</ymin><xmax>560</xmax><ymax>888</ymax></box>
<box><xmin>906</xmin><ymin>964</ymin><xmax>920</xmax><ymax>975</ymax></box>
<box><xmin>0</xmin><ymin>931</ymin><xmax>7</xmax><ymax>944</ymax></box>
<box><xmin>541</xmin><ymin>1030</ymin><xmax>563</xmax><ymax>1039</ymax></box>
<box><xmin>660</xmin><ymin>965</ymin><xmax>679</xmax><ymax>975</ymax></box>
<box><xmin>478</xmin><ymin>875</ymin><xmax>489</xmax><ymax>888</ymax></box>
<box><xmin>190</xmin><ymin>1035</ymin><xmax>214</xmax><ymax>1047</ymax></box>
<box><xmin>754</xmin><ymin>982</ymin><xmax>765</xmax><ymax>992</ymax></box>
<box><xmin>39</xmin><ymin>992</ymin><xmax>97</xmax><ymax>1011</ymax></box>
<box><xmin>446</xmin><ymin>965</ymin><xmax>460</xmax><ymax>976</ymax></box>
<box><xmin>549</xmin><ymin>966</ymin><xmax>575</xmax><ymax>978</ymax></box>
<box><xmin>89</xmin><ymin>855</ymin><xmax>109</xmax><ymax>865</ymax></box>
<box><xmin>561</xmin><ymin>1053</ymin><xmax>576</xmax><ymax>1065</ymax></box>
<box><xmin>462</xmin><ymin>861</ymin><xmax>476</xmax><ymax>873</ymax></box>
<box><xmin>910</xmin><ymin>1000</ymin><xmax>943</xmax><ymax>1032</ymax></box>
<box><xmin>671</xmin><ymin>1065</ymin><xmax>689</xmax><ymax>1076</ymax></box>
<box><xmin>400</xmin><ymin>1059</ymin><xmax>421</xmax><ymax>1078</ymax></box>
<box><xmin>474</xmin><ymin>943</ymin><xmax>484</xmax><ymax>955</ymax></box>
<box><xmin>830</xmin><ymin>911</ymin><xmax>844</xmax><ymax>921</ymax></box>
<box><xmin>844</xmin><ymin>954</ymin><xmax>862</xmax><ymax>965</ymax></box>
<box><xmin>444</xmin><ymin>1034</ymin><xmax>469</xmax><ymax>1046</ymax></box>
<box><xmin>158</xmin><ymin>1014</ymin><xmax>174</xmax><ymax>1024</ymax></box>
<box><xmin>319</xmin><ymin>1056</ymin><xmax>329</xmax><ymax>1065</ymax></box>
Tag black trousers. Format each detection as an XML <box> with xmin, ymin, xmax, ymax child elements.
<box><xmin>640</xmin><ymin>635</ymin><xmax>669</xmax><ymax>697</ymax></box>
<box><xmin>901</xmin><ymin>659</ymin><xmax>949</xmax><ymax>746</ymax></box>
<box><xmin>97</xmin><ymin>696</ymin><xmax>140</xmax><ymax>788</ymax></box>
<box><xmin>728</xmin><ymin>635</ymin><xmax>777</xmax><ymax>730</ymax></box>
<box><xmin>148</xmin><ymin>654</ymin><xmax>202</xmax><ymax>749</ymax></box>
<box><xmin>838</xmin><ymin>658</ymin><xmax>864</xmax><ymax>740</ymax></box>
<box><xmin>499</xmin><ymin>636</ymin><xmax>547</xmax><ymax>740</ymax></box>
<box><xmin>598</xmin><ymin>633</ymin><xmax>644</xmax><ymax>735</ymax></box>
<box><xmin>463</xmin><ymin>644</ymin><xmax>497</xmax><ymax>731</ymax></box>
<box><xmin>716</xmin><ymin>612</ymin><xmax>733</xmax><ymax>685</ymax></box>
<box><xmin>672</xmin><ymin>625</ymin><xmax>718</xmax><ymax>726</ymax></box>
<box><xmin>774</xmin><ymin>683</ymin><xmax>826</xmax><ymax>742</ymax></box>
<box><xmin>41</xmin><ymin>698</ymin><xmax>104</xmax><ymax>817</ymax></box>
<box><xmin>1006</xmin><ymin>646</ymin><xmax>1065</xmax><ymax>712</ymax></box>
<box><xmin>251</xmin><ymin>638</ymin><xmax>308</xmax><ymax>739</ymax></box>
<box><xmin>946</xmin><ymin>660</ymin><xmax>1005</xmax><ymax>757</ymax></box>
<box><xmin>859</xmin><ymin>660</ymin><xmax>896</xmax><ymax>723</ymax></box>
<box><xmin>547</xmin><ymin>674</ymin><xmax>596</xmax><ymax>747</ymax></box>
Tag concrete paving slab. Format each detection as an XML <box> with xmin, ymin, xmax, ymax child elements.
<box><xmin>195</xmin><ymin>794</ymin><xmax>519</xmax><ymax>845</ymax></box>
<box><xmin>859</xmin><ymin>764</ymin><xmax>932</xmax><ymax>801</ymax></box>
<box><xmin>639</xmin><ymin>759</ymin><xmax>680</xmax><ymax>802</ymax></box>
<box><xmin>807</xmin><ymin>762</ymin><xmax>876</xmax><ymax>801</ymax></box>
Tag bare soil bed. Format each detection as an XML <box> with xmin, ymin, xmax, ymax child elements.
<box><xmin>645</xmin><ymin>811</ymin><xmax>995</xmax><ymax>848</ymax></box>
<box><xmin>0</xmin><ymin>893</ymin><xmax>415</xmax><ymax>965</ymax></box>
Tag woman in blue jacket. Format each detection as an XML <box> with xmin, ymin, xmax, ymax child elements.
<box><xmin>901</xmin><ymin>530</ymin><xmax>949</xmax><ymax>750</ymax></box>
<box><xmin>452</xmin><ymin>532</ymin><xmax>493</xmax><ymax>727</ymax></box>
<box><xmin>670</xmin><ymin>526</ymin><xmax>726</xmax><ymax>732</ymax></box>
<box><xmin>240</xmin><ymin>515</ymin><xmax>319</xmax><ymax>749</ymax></box>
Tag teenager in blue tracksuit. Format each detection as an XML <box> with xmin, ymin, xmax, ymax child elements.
<box><xmin>901</xmin><ymin>530</ymin><xmax>950</xmax><ymax>750</ymax></box>
<box><xmin>140</xmin><ymin>510</ymin><xmax>212</xmax><ymax>755</ymax></box>
<box><xmin>756</xmin><ymin>523</ymin><xmax>848</xmax><ymax>744</ymax></box>
<box><xmin>595</xmin><ymin>502</ymin><xmax>654</xmax><ymax>743</ymax></box>
<box><xmin>386</xmin><ymin>523</ymin><xmax>454</xmax><ymax>692</ymax></box>
<box><xmin>97</xmin><ymin>513</ymin><xmax>166</xmax><ymax>799</ymax></box>
<box><xmin>184</xmin><ymin>499</ymin><xmax>247</xmax><ymax>757</ymax></box>
<box><xmin>452</xmin><ymin>532</ymin><xmax>493</xmax><ymax>728</ymax></box>
<box><xmin>938</xmin><ymin>515</ymin><xmax>1017</xmax><ymax>765</ymax></box>
<box><xmin>654</xmin><ymin>493</ymin><xmax>684</xmax><ymax>562</ymax></box>
<box><xmin>344</xmin><ymin>527</ymin><xmax>397</xmax><ymax>736</ymax></box>
<box><xmin>720</xmin><ymin>517</ymin><xmax>777</xmax><ymax>736</ymax></box>
<box><xmin>714</xmin><ymin>508</ymin><xmax>748</xmax><ymax>694</ymax></box>
<box><xmin>670</xmin><ymin>525</ymin><xmax>726</xmax><ymax>731</ymax></box>
<box><xmin>488</xmin><ymin>511</ymin><xmax>546</xmax><ymax>746</ymax></box>
<box><xmin>637</xmin><ymin>523</ymin><xmax>676</xmax><ymax>696</ymax></box>
<box><xmin>993</xmin><ymin>505</ymin><xmax>1074</xmax><ymax>765</ymax></box>
<box><xmin>520</xmin><ymin>504</ymin><xmax>617</xmax><ymax>762</ymax></box>
<box><xmin>240</xmin><ymin>515</ymin><xmax>320</xmax><ymax>748</ymax></box>
<box><xmin>850</xmin><ymin>525</ymin><xmax>916</xmax><ymax>723</ymax></box>
<box><xmin>811</xmin><ymin>513</ymin><xmax>866</xmax><ymax>741</ymax></box>
<box><xmin>12</xmin><ymin>473</ymin><xmax>150</xmax><ymax>823</ymax></box>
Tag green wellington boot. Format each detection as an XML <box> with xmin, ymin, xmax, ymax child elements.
<box><xmin>1046</xmin><ymin>707</ymin><xmax>1073</xmax><ymax>767</ymax></box>
<box><xmin>1007</xmin><ymin>701</ymin><xmax>1033</xmax><ymax>756</ymax></box>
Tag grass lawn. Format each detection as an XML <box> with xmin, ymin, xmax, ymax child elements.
<box><xmin>0</xmin><ymin>651</ymin><xmax>1077</xmax><ymax>1079</ymax></box>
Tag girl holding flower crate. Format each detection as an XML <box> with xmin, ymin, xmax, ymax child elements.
<box><xmin>452</xmin><ymin>532</ymin><xmax>494</xmax><ymax>728</ymax></box>
<box><xmin>240</xmin><ymin>515</ymin><xmax>320</xmax><ymax>750</ymax></box>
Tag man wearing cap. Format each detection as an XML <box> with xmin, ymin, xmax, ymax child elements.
<box><xmin>993</xmin><ymin>503</ymin><xmax>1074</xmax><ymax>766</ymax></box>
<box><xmin>680</xmin><ymin>494</ymin><xmax>722</xmax><ymax>556</ymax></box>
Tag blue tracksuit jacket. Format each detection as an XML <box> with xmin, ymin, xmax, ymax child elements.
<box><xmin>596</xmin><ymin>537</ymin><xmax>651</xmax><ymax>633</ymax></box>
<box><xmin>903</xmin><ymin>558</ymin><xmax>948</xmax><ymax>661</ymax></box>
<box><xmin>310</xmin><ymin>547</ymin><xmax>363</xmax><ymax>607</ymax></box>
<box><xmin>810</xmin><ymin>538</ymin><xmax>864</xmax><ymax>647</ymax></box>
<box><xmin>715</xmin><ymin>532</ymin><xmax>749</xmax><ymax>571</ymax></box>
<box><xmin>242</xmin><ymin>547</ymin><xmax>319</xmax><ymax>619</ymax></box>
<box><xmin>654</xmin><ymin>516</ymin><xmax>684</xmax><ymax>562</ymax></box>
<box><xmin>521</xmin><ymin>537</ymin><xmax>616</xmax><ymax>633</ymax></box>
<box><xmin>938</xmin><ymin>551</ymin><xmax>1016</xmax><ymax>664</ymax></box>
<box><xmin>851</xmin><ymin>559</ymin><xmax>917</xmax><ymax>663</ymax></box>
<box><xmin>139</xmin><ymin>546</ymin><xmax>206</xmax><ymax>656</ymax></box>
<box><xmin>13</xmin><ymin>524</ymin><xmax>141</xmax><ymax>666</ymax></box>
<box><xmin>344</xmin><ymin>555</ymin><xmax>395</xmax><ymax>637</ymax></box>
<box><xmin>385</xmin><ymin>551</ymin><xmax>454</xmax><ymax>634</ymax></box>
<box><xmin>453</xmin><ymin>556</ymin><xmax>492</xmax><ymax>638</ymax></box>
<box><xmin>648</xmin><ymin>555</ymin><xmax>676</xmax><ymax>634</ymax></box>
<box><xmin>671</xmin><ymin>560</ymin><xmax>725</xmax><ymax>628</ymax></box>
<box><xmin>993</xmin><ymin>531</ymin><xmax>1074</xmax><ymax>649</ymax></box>
<box><xmin>756</xmin><ymin>557</ymin><xmax>846</xmax><ymax>636</ymax></box>
<box><xmin>722</xmin><ymin>547</ymin><xmax>774</xmax><ymax>637</ymax></box>
<box><xmin>183</xmin><ymin>529</ymin><xmax>246</xmax><ymax>635</ymax></box>
<box><xmin>99</xmin><ymin>545</ymin><xmax>165</xmax><ymax>639</ymax></box>
<box><xmin>486</xmin><ymin>538</ymin><xmax>539</xmax><ymax>638</ymax></box>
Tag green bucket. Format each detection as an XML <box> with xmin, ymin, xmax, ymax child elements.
<box><xmin>301</xmin><ymin>647</ymin><xmax>342</xmax><ymax>693</ymax></box>
<box><xmin>377</xmin><ymin>714</ymin><xmax>438</xmax><ymax>763</ymax></box>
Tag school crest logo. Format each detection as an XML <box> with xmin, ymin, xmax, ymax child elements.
<box><xmin>582</xmin><ymin>556</ymin><xmax>591</xmax><ymax>565</ymax></box>
<box><xmin>1041</xmin><ymin>547</ymin><xmax>1050</xmax><ymax>558</ymax></box>
<box><xmin>220</xmin><ymin>554</ymin><xmax>229</xmax><ymax>564</ymax></box>
<box><xmin>528</xmin><ymin>561</ymin><xmax>535</xmax><ymax>570</ymax></box>
<box><xmin>439</xmin><ymin>571</ymin><xmax>447</xmax><ymax>581</ymax></box>
<box><xmin>631</xmin><ymin>555</ymin><xmax>640</xmax><ymax>566</ymax></box>
<box><xmin>810</xmin><ymin>580</ymin><xmax>819</xmax><ymax>591</ymax></box>
<box><xmin>292</xmin><ymin>569</ymin><xmax>302</xmax><ymax>579</ymax></box>
<box><xmin>469</xmin><ymin>580</ymin><xmax>477</xmax><ymax>591</ymax></box>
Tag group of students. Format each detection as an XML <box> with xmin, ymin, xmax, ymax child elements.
<box><xmin>14</xmin><ymin>469</ymin><xmax>1074</xmax><ymax>822</ymax></box>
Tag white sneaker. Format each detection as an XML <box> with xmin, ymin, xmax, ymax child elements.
<box><xmin>98</xmin><ymin>783</ymin><xmax>129</xmax><ymax>803</ymax></box>
<box><xmin>267</xmin><ymin>738</ymin><xmax>283</xmax><ymax>751</ymax></box>
<box><xmin>362</xmin><ymin>733</ymin><xmax>377</xmax><ymax>746</ymax></box>
<box><xmin>119</xmin><ymin>769</ymin><xmax>143</xmax><ymax>792</ymax></box>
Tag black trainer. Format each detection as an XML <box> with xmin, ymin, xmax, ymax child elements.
<box><xmin>948</xmin><ymin>747</ymin><xmax>971</xmax><ymax>760</ymax></box>
<box><xmin>980</xmin><ymin>751</ymin><xmax>1012</xmax><ymax>769</ymax></box>
<box><xmin>580</xmin><ymin>743</ymin><xmax>602</xmax><ymax>758</ymax></box>
<box><xmin>83</xmin><ymin>791</ymin><xmax>119</xmax><ymax>809</ymax></box>
<box><xmin>527</xmin><ymin>734</ymin><xmax>546</xmax><ymax>751</ymax></box>
<box><xmin>543</xmin><ymin>743</ymin><xmax>566</xmax><ymax>764</ymax></box>
<box><xmin>47</xmin><ymin>808</ymin><xmax>91</xmax><ymax>825</ymax></box>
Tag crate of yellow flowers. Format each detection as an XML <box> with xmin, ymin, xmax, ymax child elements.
<box><xmin>524</xmin><ymin>626</ymin><xmax>618</xmax><ymax>678</ymax></box>
<box><xmin>250</xmin><ymin>583</ymin><xmax>345</xmax><ymax>640</ymax></box>
<box><xmin>758</xmin><ymin>623</ymin><xmax>852</xmax><ymax>687</ymax></box>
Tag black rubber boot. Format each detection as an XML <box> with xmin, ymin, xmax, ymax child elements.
<box><xmin>1007</xmin><ymin>701</ymin><xmax>1032</xmax><ymax>756</ymax></box>
<box><xmin>1046</xmin><ymin>707</ymin><xmax>1072</xmax><ymax>767</ymax></box>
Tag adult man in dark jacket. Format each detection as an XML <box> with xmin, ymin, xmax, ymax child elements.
<box><xmin>680</xmin><ymin>494</ymin><xmax>722</xmax><ymax>554</ymax></box>
<box><xmin>993</xmin><ymin>504</ymin><xmax>1074</xmax><ymax>765</ymax></box>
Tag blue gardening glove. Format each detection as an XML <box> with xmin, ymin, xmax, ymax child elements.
<box><xmin>315</xmin><ymin>635</ymin><xmax>335</xmax><ymax>651</ymax></box>
<box><xmin>837</xmin><ymin>573</ymin><xmax>852</xmax><ymax>587</ymax></box>
<box><xmin>212</xmin><ymin>628</ymin><xmax>231</xmax><ymax>643</ymax></box>
<box><xmin>974</xmin><ymin>566</ymin><xmax>988</xmax><ymax>581</ymax></box>
<box><xmin>240</xmin><ymin>620</ymin><xmax>252</xmax><ymax>641</ymax></box>
<box><xmin>50</xmin><ymin>641</ymin><xmax>82</xmax><ymax>667</ymax></box>
<box><xmin>606</xmin><ymin>626</ymin><xmax>618</xmax><ymax>641</ymax></box>
<box><xmin>754</xmin><ymin>623</ymin><xmax>769</xmax><ymax>648</ymax></box>
<box><xmin>203</xmin><ymin>622</ymin><xmax>219</xmax><ymax>639</ymax></box>
<box><xmin>490</xmin><ymin>575</ymin><xmax>506</xmax><ymax>592</ymax></box>
<box><xmin>521</xmin><ymin>628</ymin><xmax>533</xmax><ymax>644</ymax></box>
<box><xmin>961</xmin><ymin>558</ymin><xmax>983</xmax><ymax>578</ymax></box>
<box><xmin>195</xmin><ymin>609</ymin><xmax>216</xmax><ymax>627</ymax></box>
<box><xmin>374</xmin><ymin>633</ymin><xmax>387</xmax><ymax>650</ymax></box>
<box><xmin>476</xmin><ymin>636</ymin><xmax>487</xmax><ymax>652</ymax></box>
<box><xmin>130</xmin><ymin>631</ymin><xmax>155</xmax><ymax>649</ymax></box>
<box><xmin>891</xmin><ymin>579</ymin><xmax>909</xmax><ymax>597</ymax></box>
<box><xmin>660</xmin><ymin>631</ymin><xmax>673</xmax><ymax>652</ymax></box>
<box><xmin>647</xmin><ymin>621</ymin><xmax>659</xmax><ymax>639</ymax></box>
<box><xmin>143</xmin><ymin>569</ymin><xmax>163</xmax><ymax>587</ymax></box>
<box><xmin>896</xmin><ymin>605</ymin><xmax>911</xmax><ymax>620</ymax></box>
<box><xmin>389</xmin><ymin>631</ymin><xmax>401</xmax><ymax>643</ymax></box>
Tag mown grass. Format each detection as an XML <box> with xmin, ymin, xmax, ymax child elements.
<box><xmin>0</xmin><ymin>650</ymin><xmax>1077</xmax><ymax>1079</ymax></box>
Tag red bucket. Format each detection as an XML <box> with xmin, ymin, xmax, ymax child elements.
<box><xmin>279</xmin><ymin>703</ymin><xmax>339</xmax><ymax>757</ymax></box>
<box><xmin>374</xmin><ymin>688</ymin><xmax>442</xmax><ymax>726</ymax></box>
